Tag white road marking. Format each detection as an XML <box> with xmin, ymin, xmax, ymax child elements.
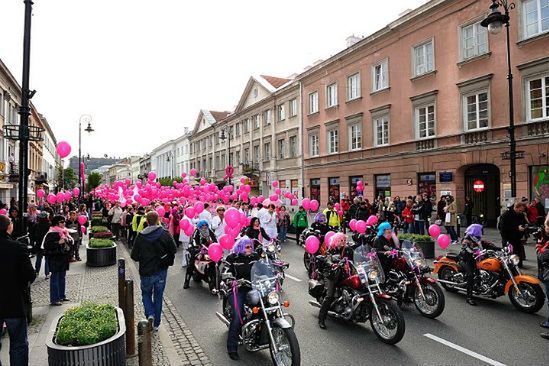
<box><xmin>423</xmin><ymin>333</ymin><xmax>507</xmax><ymax>366</ymax></box>
<box><xmin>285</xmin><ymin>273</ymin><xmax>303</xmax><ymax>282</ymax></box>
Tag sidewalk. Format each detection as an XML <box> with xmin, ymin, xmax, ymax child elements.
<box><xmin>1</xmin><ymin>236</ymin><xmax>211</xmax><ymax>366</ymax></box>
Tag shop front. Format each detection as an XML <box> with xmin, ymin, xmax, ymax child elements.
<box><xmin>328</xmin><ymin>177</ymin><xmax>340</xmax><ymax>203</ymax></box>
<box><xmin>418</xmin><ymin>173</ymin><xmax>436</xmax><ymax>198</ymax></box>
<box><xmin>530</xmin><ymin>165</ymin><xmax>549</xmax><ymax>214</ymax></box>
<box><xmin>310</xmin><ymin>178</ymin><xmax>320</xmax><ymax>202</ymax></box>
<box><xmin>375</xmin><ymin>174</ymin><xmax>391</xmax><ymax>199</ymax></box>
<box><xmin>349</xmin><ymin>175</ymin><xmax>363</xmax><ymax>201</ymax></box>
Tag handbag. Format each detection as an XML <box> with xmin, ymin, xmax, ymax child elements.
<box><xmin>445</xmin><ymin>212</ymin><xmax>451</xmax><ymax>224</ymax></box>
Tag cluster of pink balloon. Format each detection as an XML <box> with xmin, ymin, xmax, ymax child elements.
<box><xmin>356</xmin><ymin>180</ymin><xmax>364</xmax><ymax>194</ymax></box>
<box><xmin>348</xmin><ymin>215</ymin><xmax>379</xmax><ymax>234</ymax></box>
<box><xmin>36</xmin><ymin>187</ymin><xmax>81</xmax><ymax>205</ymax></box>
<box><xmin>205</xmin><ymin>208</ymin><xmax>250</xmax><ymax>262</ymax></box>
<box><xmin>428</xmin><ymin>224</ymin><xmax>451</xmax><ymax>249</ymax></box>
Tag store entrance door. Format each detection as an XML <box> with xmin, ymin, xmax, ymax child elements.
<box><xmin>464</xmin><ymin>164</ymin><xmax>500</xmax><ymax>227</ymax></box>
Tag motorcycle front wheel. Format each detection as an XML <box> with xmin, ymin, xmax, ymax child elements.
<box><xmin>508</xmin><ymin>282</ymin><xmax>545</xmax><ymax>313</ymax></box>
<box><xmin>369</xmin><ymin>299</ymin><xmax>406</xmax><ymax>345</ymax></box>
<box><xmin>413</xmin><ymin>282</ymin><xmax>445</xmax><ymax>318</ymax></box>
<box><xmin>303</xmin><ymin>252</ymin><xmax>311</xmax><ymax>272</ymax></box>
<box><xmin>269</xmin><ymin>325</ymin><xmax>301</xmax><ymax>366</ymax></box>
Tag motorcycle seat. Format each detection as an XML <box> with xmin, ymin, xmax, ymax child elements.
<box><xmin>445</xmin><ymin>253</ymin><xmax>460</xmax><ymax>261</ymax></box>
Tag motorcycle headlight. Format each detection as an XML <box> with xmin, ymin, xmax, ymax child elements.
<box><xmin>268</xmin><ymin>244</ymin><xmax>275</xmax><ymax>253</ymax></box>
<box><xmin>268</xmin><ymin>291</ymin><xmax>279</xmax><ymax>305</ymax></box>
<box><xmin>204</xmin><ymin>254</ymin><xmax>210</xmax><ymax>261</ymax></box>
<box><xmin>414</xmin><ymin>259</ymin><xmax>426</xmax><ymax>268</ymax></box>
<box><xmin>368</xmin><ymin>270</ymin><xmax>378</xmax><ymax>281</ymax></box>
<box><xmin>509</xmin><ymin>254</ymin><xmax>520</xmax><ymax>266</ymax></box>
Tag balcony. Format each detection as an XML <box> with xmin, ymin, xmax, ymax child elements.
<box><xmin>463</xmin><ymin>130</ymin><xmax>489</xmax><ymax>144</ymax></box>
<box><xmin>416</xmin><ymin>139</ymin><xmax>435</xmax><ymax>151</ymax></box>
<box><xmin>527</xmin><ymin>120</ymin><xmax>549</xmax><ymax>137</ymax></box>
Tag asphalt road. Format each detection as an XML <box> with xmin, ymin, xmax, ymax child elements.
<box><xmin>165</xmin><ymin>239</ymin><xmax>549</xmax><ymax>366</ymax></box>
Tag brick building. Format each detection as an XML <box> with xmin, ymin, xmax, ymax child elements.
<box><xmin>299</xmin><ymin>0</ymin><xmax>549</xmax><ymax>226</ymax></box>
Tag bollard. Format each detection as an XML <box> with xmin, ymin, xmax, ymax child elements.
<box><xmin>125</xmin><ymin>279</ymin><xmax>136</xmax><ymax>356</ymax></box>
<box><xmin>137</xmin><ymin>320</ymin><xmax>152</xmax><ymax>366</ymax></box>
<box><xmin>118</xmin><ymin>258</ymin><xmax>126</xmax><ymax>315</ymax></box>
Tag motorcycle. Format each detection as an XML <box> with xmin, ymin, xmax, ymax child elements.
<box><xmin>308</xmin><ymin>245</ymin><xmax>406</xmax><ymax>344</ymax></box>
<box><xmin>191</xmin><ymin>244</ymin><xmax>219</xmax><ymax>293</ymax></box>
<box><xmin>300</xmin><ymin>228</ymin><xmax>323</xmax><ymax>273</ymax></box>
<box><xmin>255</xmin><ymin>239</ymin><xmax>289</xmax><ymax>287</ymax></box>
<box><xmin>384</xmin><ymin>240</ymin><xmax>445</xmax><ymax>318</ymax></box>
<box><xmin>216</xmin><ymin>258</ymin><xmax>301</xmax><ymax>366</ymax></box>
<box><xmin>434</xmin><ymin>246</ymin><xmax>545</xmax><ymax>313</ymax></box>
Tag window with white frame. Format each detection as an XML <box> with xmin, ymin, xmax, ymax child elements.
<box><xmin>278</xmin><ymin>139</ymin><xmax>285</xmax><ymax>159</ymax></box>
<box><xmin>235</xmin><ymin>123</ymin><xmax>240</xmax><ymax>136</ymax></box>
<box><xmin>262</xmin><ymin>110</ymin><xmax>271</xmax><ymax>125</ymax></box>
<box><xmin>348</xmin><ymin>123</ymin><xmax>362</xmax><ymax>150</ymax></box>
<box><xmin>463</xmin><ymin>91</ymin><xmax>489</xmax><ymax>130</ymax></box>
<box><xmin>253</xmin><ymin>145</ymin><xmax>260</xmax><ymax>161</ymax></box>
<box><xmin>235</xmin><ymin>151</ymin><xmax>240</xmax><ymax>163</ymax></box>
<box><xmin>374</xmin><ymin>115</ymin><xmax>389</xmax><ymax>146</ymax></box>
<box><xmin>326</xmin><ymin>83</ymin><xmax>338</xmax><ymax>108</ymax></box>
<box><xmin>253</xmin><ymin>114</ymin><xmax>259</xmax><ymax>129</ymax></box>
<box><xmin>309</xmin><ymin>92</ymin><xmax>319</xmax><ymax>114</ymax></box>
<box><xmin>523</xmin><ymin>0</ymin><xmax>549</xmax><ymax>39</ymax></box>
<box><xmin>264</xmin><ymin>142</ymin><xmax>271</xmax><ymax>161</ymax></box>
<box><xmin>461</xmin><ymin>22</ymin><xmax>488</xmax><ymax>60</ymax></box>
<box><xmin>244</xmin><ymin>148</ymin><xmax>249</xmax><ymax>163</ymax></box>
<box><xmin>277</xmin><ymin>104</ymin><xmax>286</xmax><ymax>121</ymax></box>
<box><xmin>372</xmin><ymin>60</ymin><xmax>388</xmax><ymax>92</ymax></box>
<box><xmin>289</xmin><ymin>98</ymin><xmax>298</xmax><ymax>117</ymax></box>
<box><xmin>328</xmin><ymin>129</ymin><xmax>339</xmax><ymax>154</ymax></box>
<box><xmin>413</xmin><ymin>40</ymin><xmax>434</xmax><ymax>77</ymax></box>
<box><xmin>347</xmin><ymin>73</ymin><xmax>361</xmax><ymax>100</ymax></box>
<box><xmin>289</xmin><ymin>136</ymin><xmax>297</xmax><ymax>157</ymax></box>
<box><xmin>243</xmin><ymin>119</ymin><xmax>249</xmax><ymax>133</ymax></box>
<box><xmin>527</xmin><ymin>74</ymin><xmax>549</xmax><ymax>121</ymax></box>
<box><xmin>415</xmin><ymin>104</ymin><xmax>436</xmax><ymax>139</ymax></box>
<box><xmin>309</xmin><ymin>134</ymin><xmax>319</xmax><ymax>157</ymax></box>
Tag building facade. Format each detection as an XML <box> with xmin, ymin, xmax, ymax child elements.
<box><xmin>150</xmin><ymin>140</ymin><xmax>177</xmax><ymax>179</ymax></box>
<box><xmin>174</xmin><ymin>128</ymin><xmax>191</xmax><ymax>177</ymax></box>
<box><xmin>300</xmin><ymin>0</ymin><xmax>549</xmax><ymax>225</ymax></box>
<box><xmin>40</xmin><ymin>115</ymin><xmax>60</xmax><ymax>194</ymax></box>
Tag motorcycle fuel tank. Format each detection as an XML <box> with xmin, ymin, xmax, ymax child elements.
<box><xmin>477</xmin><ymin>258</ymin><xmax>502</xmax><ymax>272</ymax></box>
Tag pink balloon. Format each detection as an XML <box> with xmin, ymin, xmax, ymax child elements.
<box><xmin>37</xmin><ymin>189</ymin><xmax>45</xmax><ymax>198</ymax></box>
<box><xmin>148</xmin><ymin>171</ymin><xmax>157</xmax><ymax>181</ymax></box>
<box><xmin>180</xmin><ymin>218</ymin><xmax>190</xmax><ymax>230</ymax></box>
<box><xmin>309</xmin><ymin>199</ymin><xmax>319</xmax><ymax>212</ymax></box>
<box><xmin>56</xmin><ymin>141</ymin><xmax>72</xmax><ymax>158</ymax></box>
<box><xmin>272</xmin><ymin>181</ymin><xmax>278</xmax><ymax>188</ymax></box>
<box><xmin>284</xmin><ymin>192</ymin><xmax>292</xmax><ymax>199</ymax></box>
<box><xmin>437</xmin><ymin>234</ymin><xmax>451</xmax><ymax>249</ymax></box>
<box><xmin>0</xmin><ymin>209</ymin><xmax>6</xmax><ymax>215</ymax></box>
<box><xmin>219</xmin><ymin>234</ymin><xmax>235</xmax><ymax>250</ymax></box>
<box><xmin>78</xmin><ymin>215</ymin><xmax>88</xmax><ymax>225</ymax></box>
<box><xmin>305</xmin><ymin>235</ymin><xmax>320</xmax><ymax>254</ymax></box>
<box><xmin>324</xmin><ymin>231</ymin><xmax>336</xmax><ymax>246</ymax></box>
<box><xmin>428</xmin><ymin>224</ymin><xmax>441</xmax><ymax>239</ymax></box>
<box><xmin>80</xmin><ymin>225</ymin><xmax>87</xmax><ymax>234</ymax></box>
<box><xmin>239</xmin><ymin>177</ymin><xmax>247</xmax><ymax>184</ymax></box>
<box><xmin>225</xmin><ymin>208</ymin><xmax>240</xmax><ymax>228</ymax></box>
<box><xmin>181</xmin><ymin>172</ymin><xmax>187</xmax><ymax>178</ymax></box>
<box><xmin>356</xmin><ymin>220</ymin><xmax>367</xmax><ymax>234</ymax></box>
<box><xmin>194</xmin><ymin>201</ymin><xmax>204</xmax><ymax>214</ymax></box>
<box><xmin>291</xmin><ymin>199</ymin><xmax>298</xmax><ymax>206</ymax></box>
<box><xmin>156</xmin><ymin>206</ymin><xmax>166</xmax><ymax>217</ymax></box>
<box><xmin>240</xmin><ymin>213</ymin><xmax>248</xmax><ymax>226</ymax></box>
<box><xmin>366</xmin><ymin>215</ymin><xmax>378</xmax><ymax>226</ymax></box>
<box><xmin>275</xmin><ymin>188</ymin><xmax>282</xmax><ymax>195</ymax></box>
<box><xmin>185</xmin><ymin>207</ymin><xmax>195</xmax><ymax>218</ymax></box>
<box><xmin>301</xmin><ymin>198</ymin><xmax>311</xmax><ymax>210</ymax></box>
<box><xmin>208</xmin><ymin>243</ymin><xmax>223</xmax><ymax>262</ymax></box>
<box><xmin>269</xmin><ymin>194</ymin><xmax>279</xmax><ymax>202</ymax></box>
<box><xmin>349</xmin><ymin>219</ymin><xmax>357</xmax><ymax>231</ymax></box>
<box><xmin>184</xmin><ymin>225</ymin><xmax>194</xmax><ymax>237</ymax></box>
<box><xmin>73</xmin><ymin>188</ymin><xmax>80</xmax><ymax>197</ymax></box>
<box><xmin>47</xmin><ymin>193</ymin><xmax>56</xmax><ymax>204</ymax></box>
<box><xmin>190</xmin><ymin>168</ymin><xmax>197</xmax><ymax>177</ymax></box>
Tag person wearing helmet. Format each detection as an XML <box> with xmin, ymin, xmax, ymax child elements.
<box><xmin>224</xmin><ymin>238</ymin><xmax>259</xmax><ymax>360</ymax></box>
<box><xmin>311</xmin><ymin>212</ymin><xmax>329</xmax><ymax>236</ymax></box>
<box><xmin>183</xmin><ymin>220</ymin><xmax>217</xmax><ymax>289</ymax></box>
<box><xmin>373</xmin><ymin>222</ymin><xmax>399</xmax><ymax>273</ymax></box>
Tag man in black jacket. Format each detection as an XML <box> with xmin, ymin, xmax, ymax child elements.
<box><xmin>131</xmin><ymin>211</ymin><xmax>177</xmax><ymax>331</ymax></box>
<box><xmin>499</xmin><ymin>201</ymin><xmax>528</xmax><ymax>267</ymax></box>
<box><xmin>0</xmin><ymin>214</ymin><xmax>36</xmax><ymax>366</ymax></box>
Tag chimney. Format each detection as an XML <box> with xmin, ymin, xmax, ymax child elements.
<box><xmin>346</xmin><ymin>34</ymin><xmax>362</xmax><ymax>48</ymax></box>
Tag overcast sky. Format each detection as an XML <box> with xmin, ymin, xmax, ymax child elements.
<box><xmin>0</xmin><ymin>0</ymin><xmax>426</xmax><ymax>158</ymax></box>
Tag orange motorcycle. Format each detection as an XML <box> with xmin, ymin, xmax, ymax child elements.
<box><xmin>433</xmin><ymin>246</ymin><xmax>545</xmax><ymax>313</ymax></box>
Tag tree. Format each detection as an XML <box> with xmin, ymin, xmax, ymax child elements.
<box><xmin>55</xmin><ymin>165</ymin><xmax>78</xmax><ymax>190</ymax></box>
<box><xmin>158</xmin><ymin>177</ymin><xmax>182</xmax><ymax>187</ymax></box>
<box><xmin>87</xmin><ymin>172</ymin><xmax>102</xmax><ymax>192</ymax></box>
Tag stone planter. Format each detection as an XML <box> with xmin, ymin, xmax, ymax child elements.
<box><xmin>46</xmin><ymin>307</ymin><xmax>126</xmax><ymax>366</ymax></box>
<box><xmin>86</xmin><ymin>242</ymin><xmax>117</xmax><ymax>267</ymax></box>
<box><xmin>415</xmin><ymin>240</ymin><xmax>435</xmax><ymax>259</ymax></box>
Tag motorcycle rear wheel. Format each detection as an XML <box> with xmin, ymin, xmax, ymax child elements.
<box><xmin>413</xmin><ymin>282</ymin><xmax>445</xmax><ymax>318</ymax></box>
<box><xmin>508</xmin><ymin>282</ymin><xmax>545</xmax><ymax>314</ymax></box>
<box><xmin>303</xmin><ymin>252</ymin><xmax>311</xmax><ymax>272</ymax></box>
<box><xmin>438</xmin><ymin>267</ymin><xmax>459</xmax><ymax>293</ymax></box>
<box><xmin>269</xmin><ymin>325</ymin><xmax>301</xmax><ymax>366</ymax></box>
<box><xmin>369</xmin><ymin>299</ymin><xmax>405</xmax><ymax>345</ymax></box>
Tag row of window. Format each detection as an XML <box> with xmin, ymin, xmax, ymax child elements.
<box><xmin>308</xmin><ymin>72</ymin><xmax>549</xmax><ymax>156</ymax></box>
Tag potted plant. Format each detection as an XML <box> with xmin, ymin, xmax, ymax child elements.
<box><xmin>46</xmin><ymin>302</ymin><xmax>126</xmax><ymax>366</ymax></box>
<box><xmin>89</xmin><ymin>226</ymin><xmax>113</xmax><ymax>240</ymax></box>
<box><xmin>86</xmin><ymin>238</ymin><xmax>117</xmax><ymax>267</ymax></box>
<box><xmin>397</xmin><ymin>233</ymin><xmax>435</xmax><ymax>259</ymax></box>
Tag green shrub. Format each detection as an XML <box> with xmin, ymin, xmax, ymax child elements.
<box><xmin>90</xmin><ymin>218</ymin><xmax>103</xmax><ymax>227</ymax></box>
<box><xmin>91</xmin><ymin>226</ymin><xmax>109</xmax><ymax>233</ymax></box>
<box><xmin>89</xmin><ymin>238</ymin><xmax>115</xmax><ymax>248</ymax></box>
<box><xmin>398</xmin><ymin>233</ymin><xmax>434</xmax><ymax>242</ymax></box>
<box><xmin>55</xmin><ymin>302</ymin><xmax>118</xmax><ymax>346</ymax></box>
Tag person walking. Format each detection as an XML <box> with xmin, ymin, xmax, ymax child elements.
<box><xmin>402</xmin><ymin>199</ymin><xmax>414</xmax><ymax>234</ymax></box>
<box><xmin>536</xmin><ymin>218</ymin><xmax>549</xmax><ymax>339</ymax></box>
<box><xmin>323</xmin><ymin>201</ymin><xmax>341</xmax><ymax>232</ymax></box>
<box><xmin>43</xmin><ymin>216</ymin><xmax>74</xmax><ymax>306</ymax></box>
<box><xmin>131</xmin><ymin>211</ymin><xmax>177</xmax><ymax>331</ymax></box>
<box><xmin>412</xmin><ymin>196</ymin><xmax>425</xmax><ymax>235</ymax></box>
<box><xmin>444</xmin><ymin>196</ymin><xmax>459</xmax><ymax>243</ymax></box>
<box><xmin>65</xmin><ymin>211</ymin><xmax>82</xmax><ymax>262</ymax></box>
<box><xmin>211</xmin><ymin>206</ymin><xmax>226</xmax><ymax>239</ymax></box>
<box><xmin>292</xmin><ymin>206</ymin><xmax>308</xmax><ymax>246</ymax></box>
<box><xmin>0</xmin><ymin>214</ymin><xmax>36</xmax><ymax>366</ymax></box>
<box><xmin>31</xmin><ymin>212</ymin><xmax>51</xmax><ymax>278</ymax></box>
<box><xmin>198</xmin><ymin>203</ymin><xmax>213</xmax><ymax>226</ymax></box>
<box><xmin>277</xmin><ymin>205</ymin><xmax>291</xmax><ymax>243</ymax></box>
<box><xmin>108</xmin><ymin>201</ymin><xmax>123</xmax><ymax>240</ymax></box>
<box><xmin>499</xmin><ymin>201</ymin><xmax>528</xmax><ymax>268</ymax></box>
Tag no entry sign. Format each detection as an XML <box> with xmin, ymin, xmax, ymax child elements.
<box><xmin>473</xmin><ymin>180</ymin><xmax>485</xmax><ymax>193</ymax></box>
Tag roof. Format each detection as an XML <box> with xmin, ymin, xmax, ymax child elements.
<box><xmin>260</xmin><ymin>75</ymin><xmax>291</xmax><ymax>89</ymax></box>
<box><xmin>210</xmin><ymin>110</ymin><xmax>231</xmax><ymax>122</ymax></box>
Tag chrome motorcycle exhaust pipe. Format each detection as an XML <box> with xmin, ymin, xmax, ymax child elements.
<box><xmin>308</xmin><ymin>300</ymin><xmax>321</xmax><ymax>308</ymax></box>
<box><xmin>215</xmin><ymin>311</ymin><xmax>230</xmax><ymax>326</ymax></box>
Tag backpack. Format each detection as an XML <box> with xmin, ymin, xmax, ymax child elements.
<box><xmin>153</xmin><ymin>234</ymin><xmax>175</xmax><ymax>267</ymax></box>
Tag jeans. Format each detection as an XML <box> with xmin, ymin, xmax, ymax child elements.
<box><xmin>446</xmin><ymin>226</ymin><xmax>458</xmax><ymax>241</ymax></box>
<box><xmin>0</xmin><ymin>317</ymin><xmax>29</xmax><ymax>366</ymax></box>
<box><xmin>414</xmin><ymin>220</ymin><xmax>425</xmax><ymax>235</ymax></box>
<box><xmin>227</xmin><ymin>289</ymin><xmax>248</xmax><ymax>353</ymax></box>
<box><xmin>140</xmin><ymin>269</ymin><xmax>167</xmax><ymax>328</ymax></box>
<box><xmin>543</xmin><ymin>281</ymin><xmax>549</xmax><ymax>325</ymax></box>
<box><xmin>35</xmin><ymin>254</ymin><xmax>49</xmax><ymax>275</ymax></box>
<box><xmin>111</xmin><ymin>223</ymin><xmax>121</xmax><ymax>238</ymax></box>
<box><xmin>278</xmin><ymin>226</ymin><xmax>288</xmax><ymax>241</ymax></box>
<box><xmin>295</xmin><ymin>227</ymin><xmax>305</xmax><ymax>246</ymax></box>
<box><xmin>405</xmin><ymin>222</ymin><xmax>414</xmax><ymax>234</ymax></box>
<box><xmin>50</xmin><ymin>271</ymin><xmax>66</xmax><ymax>303</ymax></box>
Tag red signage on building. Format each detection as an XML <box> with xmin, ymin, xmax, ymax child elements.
<box><xmin>473</xmin><ymin>180</ymin><xmax>485</xmax><ymax>193</ymax></box>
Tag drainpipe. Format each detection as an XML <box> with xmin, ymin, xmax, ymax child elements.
<box><xmin>299</xmin><ymin>81</ymin><xmax>304</xmax><ymax>201</ymax></box>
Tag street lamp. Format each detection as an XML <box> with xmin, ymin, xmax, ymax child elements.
<box><xmin>219</xmin><ymin>126</ymin><xmax>232</xmax><ymax>186</ymax></box>
<box><xmin>78</xmin><ymin>115</ymin><xmax>93</xmax><ymax>201</ymax></box>
<box><xmin>166</xmin><ymin>151</ymin><xmax>175</xmax><ymax>178</ymax></box>
<box><xmin>481</xmin><ymin>0</ymin><xmax>517</xmax><ymax>198</ymax></box>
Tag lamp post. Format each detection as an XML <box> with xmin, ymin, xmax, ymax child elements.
<box><xmin>219</xmin><ymin>127</ymin><xmax>232</xmax><ymax>186</ymax></box>
<box><xmin>481</xmin><ymin>0</ymin><xmax>516</xmax><ymax>198</ymax></box>
<box><xmin>78</xmin><ymin>115</ymin><xmax>94</xmax><ymax>201</ymax></box>
<box><xmin>166</xmin><ymin>151</ymin><xmax>175</xmax><ymax>178</ymax></box>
